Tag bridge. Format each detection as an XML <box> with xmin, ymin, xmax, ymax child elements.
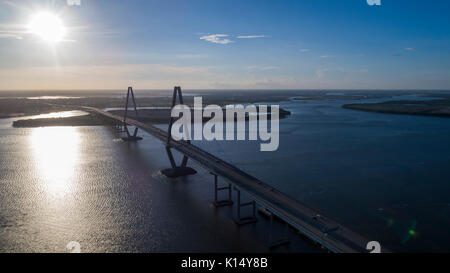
<box><xmin>83</xmin><ymin>87</ymin><xmax>385</xmax><ymax>253</ymax></box>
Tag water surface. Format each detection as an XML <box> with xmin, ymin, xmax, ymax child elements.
<box><xmin>2</xmin><ymin>93</ymin><xmax>450</xmax><ymax>252</ymax></box>
<box><xmin>0</xmin><ymin>122</ymin><xmax>270</xmax><ymax>252</ymax></box>
<box><xmin>193</xmin><ymin>97</ymin><xmax>450</xmax><ymax>252</ymax></box>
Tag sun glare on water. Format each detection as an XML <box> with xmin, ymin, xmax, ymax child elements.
<box><xmin>28</xmin><ymin>11</ymin><xmax>66</xmax><ymax>44</ymax></box>
<box><xmin>31</xmin><ymin>127</ymin><xmax>80</xmax><ymax>198</ymax></box>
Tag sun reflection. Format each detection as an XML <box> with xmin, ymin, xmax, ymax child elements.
<box><xmin>30</xmin><ymin>127</ymin><xmax>80</xmax><ymax>198</ymax></box>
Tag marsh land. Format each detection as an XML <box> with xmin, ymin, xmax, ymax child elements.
<box><xmin>2</xmin><ymin>90</ymin><xmax>450</xmax><ymax>128</ymax></box>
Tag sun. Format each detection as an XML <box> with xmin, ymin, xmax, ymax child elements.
<box><xmin>28</xmin><ymin>12</ymin><xmax>66</xmax><ymax>44</ymax></box>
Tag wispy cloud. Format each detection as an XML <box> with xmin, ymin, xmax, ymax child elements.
<box><xmin>199</xmin><ymin>33</ymin><xmax>269</xmax><ymax>44</ymax></box>
<box><xmin>392</xmin><ymin>48</ymin><xmax>416</xmax><ymax>56</ymax></box>
<box><xmin>0</xmin><ymin>24</ymin><xmax>26</xmax><ymax>39</ymax></box>
<box><xmin>316</xmin><ymin>67</ymin><xmax>368</xmax><ymax>80</ymax></box>
<box><xmin>300</xmin><ymin>49</ymin><xmax>310</xmax><ymax>52</ymax></box>
<box><xmin>0</xmin><ymin>63</ymin><xmax>215</xmax><ymax>90</ymax></box>
<box><xmin>1</xmin><ymin>1</ymin><xmax>22</xmax><ymax>9</ymax></box>
<box><xmin>200</xmin><ymin>34</ymin><xmax>233</xmax><ymax>44</ymax></box>
<box><xmin>246</xmin><ymin>66</ymin><xmax>279</xmax><ymax>71</ymax></box>
<box><xmin>236</xmin><ymin>35</ymin><xmax>268</xmax><ymax>39</ymax></box>
<box><xmin>316</xmin><ymin>69</ymin><xmax>326</xmax><ymax>79</ymax></box>
<box><xmin>320</xmin><ymin>55</ymin><xmax>332</xmax><ymax>59</ymax></box>
<box><xmin>0</xmin><ymin>33</ymin><xmax>23</xmax><ymax>39</ymax></box>
<box><xmin>175</xmin><ymin>54</ymin><xmax>208</xmax><ymax>59</ymax></box>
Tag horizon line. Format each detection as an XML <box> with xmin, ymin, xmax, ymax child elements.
<box><xmin>1</xmin><ymin>88</ymin><xmax>450</xmax><ymax>92</ymax></box>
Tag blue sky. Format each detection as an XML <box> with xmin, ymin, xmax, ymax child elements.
<box><xmin>0</xmin><ymin>0</ymin><xmax>450</xmax><ymax>90</ymax></box>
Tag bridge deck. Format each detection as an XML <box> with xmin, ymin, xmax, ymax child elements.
<box><xmin>84</xmin><ymin>106</ymin><xmax>381</xmax><ymax>253</ymax></box>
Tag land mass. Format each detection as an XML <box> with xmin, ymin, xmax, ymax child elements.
<box><xmin>1</xmin><ymin>90</ymin><xmax>299</xmax><ymax>119</ymax></box>
<box><xmin>1</xmin><ymin>89</ymin><xmax>418</xmax><ymax>119</ymax></box>
<box><xmin>343</xmin><ymin>99</ymin><xmax>450</xmax><ymax>118</ymax></box>
<box><xmin>12</xmin><ymin>114</ymin><xmax>120</xmax><ymax>128</ymax></box>
<box><xmin>13</xmin><ymin>107</ymin><xmax>291</xmax><ymax>128</ymax></box>
<box><xmin>4</xmin><ymin>90</ymin><xmax>450</xmax><ymax>126</ymax></box>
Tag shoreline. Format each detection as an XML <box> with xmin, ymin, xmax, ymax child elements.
<box><xmin>12</xmin><ymin>107</ymin><xmax>292</xmax><ymax>128</ymax></box>
<box><xmin>0</xmin><ymin>90</ymin><xmax>297</xmax><ymax>120</ymax></box>
<box><xmin>343</xmin><ymin>100</ymin><xmax>450</xmax><ymax>118</ymax></box>
<box><xmin>12</xmin><ymin>114</ymin><xmax>120</xmax><ymax>128</ymax></box>
<box><xmin>2</xmin><ymin>89</ymin><xmax>427</xmax><ymax>120</ymax></box>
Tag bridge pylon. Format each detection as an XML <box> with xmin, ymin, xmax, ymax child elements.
<box><xmin>161</xmin><ymin>86</ymin><xmax>197</xmax><ymax>178</ymax></box>
<box><xmin>211</xmin><ymin>172</ymin><xmax>233</xmax><ymax>207</ymax></box>
<box><xmin>234</xmin><ymin>188</ymin><xmax>258</xmax><ymax>225</ymax></box>
<box><xmin>122</xmin><ymin>87</ymin><xmax>143</xmax><ymax>142</ymax></box>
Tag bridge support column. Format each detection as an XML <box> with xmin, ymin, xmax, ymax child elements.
<box><xmin>267</xmin><ymin>211</ymin><xmax>291</xmax><ymax>249</ymax></box>
<box><xmin>122</xmin><ymin>87</ymin><xmax>143</xmax><ymax>142</ymax></box>
<box><xmin>211</xmin><ymin>173</ymin><xmax>233</xmax><ymax>207</ymax></box>
<box><xmin>122</xmin><ymin>126</ymin><xmax>143</xmax><ymax>142</ymax></box>
<box><xmin>114</xmin><ymin>124</ymin><xmax>125</xmax><ymax>132</ymax></box>
<box><xmin>234</xmin><ymin>188</ymin><xmax>258</xmax><ymax>225</ymax></box>
<box><xmin>161</xmin><ymin>86</ymin><xmax>197</xmax><ymax>178</ymax></box>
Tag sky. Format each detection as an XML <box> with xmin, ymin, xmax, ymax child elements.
<box><xmin>0</xmin><ymin>0</ymin><xmax>450</xmax><ymax>90</ymax></box>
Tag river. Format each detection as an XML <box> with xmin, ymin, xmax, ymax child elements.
<box><xmin>1</xmin><ymin>94</ymin><xmax>450</xmax><ymax>252</ymax></box>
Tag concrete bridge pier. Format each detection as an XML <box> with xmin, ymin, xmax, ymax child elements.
<box><xmin>234</xmin><ymin>188</ymin><xmax>258</xmax><ymax>226</ymax></box>
<box><xmin>122</xmin><ymin>126</ymin><xmax>143</xmax><ymax>142</ymax></box>
<box><xmin>211</xmin><ymin>172</ymin><xmax>233</xmax><ymax>207</ymax></box>
<box><xmin>161</xmin><ymin>145</ymin><xmax>197</xmax><ymax>177</ymax></box>
<box><xmin>266</xmin><ymin>211</ymin><xmax>291</xmax><ymax>249</ymax></box>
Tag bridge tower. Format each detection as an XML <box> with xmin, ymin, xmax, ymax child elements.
<box><xmin>121</xmin><ymin>87</ymin><xmax>143</xmax><ymax>142</ymax></box>
<box><xmin>161</xmin><ymin>86</ymin><xmax>197</xmax><ymax>178</ymax></box>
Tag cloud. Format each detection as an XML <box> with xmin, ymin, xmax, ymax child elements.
<box><xmin>200</xmin><ymin>34</ymin><xmax>233</xmax><ymax>44</ymax></box>
<box><xmin>316</xmin><ymin>69</ymin><xmax>325</xmax><ymax>79</ymax></box>
<box><xmin>175</xmin><ymin>54</ymin><xmax>208</xmax><ymax>59</ymax></box>
<box><xmin>199</xmin><ymin>34</ymin><xmax>269</xmax><ymax>44</ymax></box>
<box><xmin>320</xmin><ymin>55</ymin><xmax>331</xmax><ymax>58</ymax></box>
<box><xmin>236</xmin><ymin>35</ymin><xmax>268</xmax><ymax>39</ymax></box>
<box><xmin>246</xmin><ymin>66</ymin><xmax>279</xmax><ymax>71</ymax></box>
<box><xmin>316</xmin><ymin>67</ymin><xmax>368</xmax><ymax>80</ymax></box>
<box><xmin>0</xmin><ymin>33</ymin><xmax>23</xmax><ymax>39</ymax></box>
<box><xmin>0</xmin><ymin>24</ymin><xmax>26</xmax><ymax>39</ymax></box>
<box><xmin>405</xmin><ymin>47</ymin><xmax>416</xmax><ymax>51</ymax></box>
<box><xmin>300</xmin><ymin>49</ymin><xmax>310</xmax><ymax>52</ymax></box>
<box><xmin>1</xmin><ymin>1</ymin><xmax>22</xmax><ymax>9</ymax></box>
<box><xmin>261</xmin><ymin>66</ymin><xmax>279</xmax><ymax>70</ymax></box>
<box><xmin>0</xmin><ymin>63</ymin><xmax>215</xmax><ymax>90</ymax></box>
